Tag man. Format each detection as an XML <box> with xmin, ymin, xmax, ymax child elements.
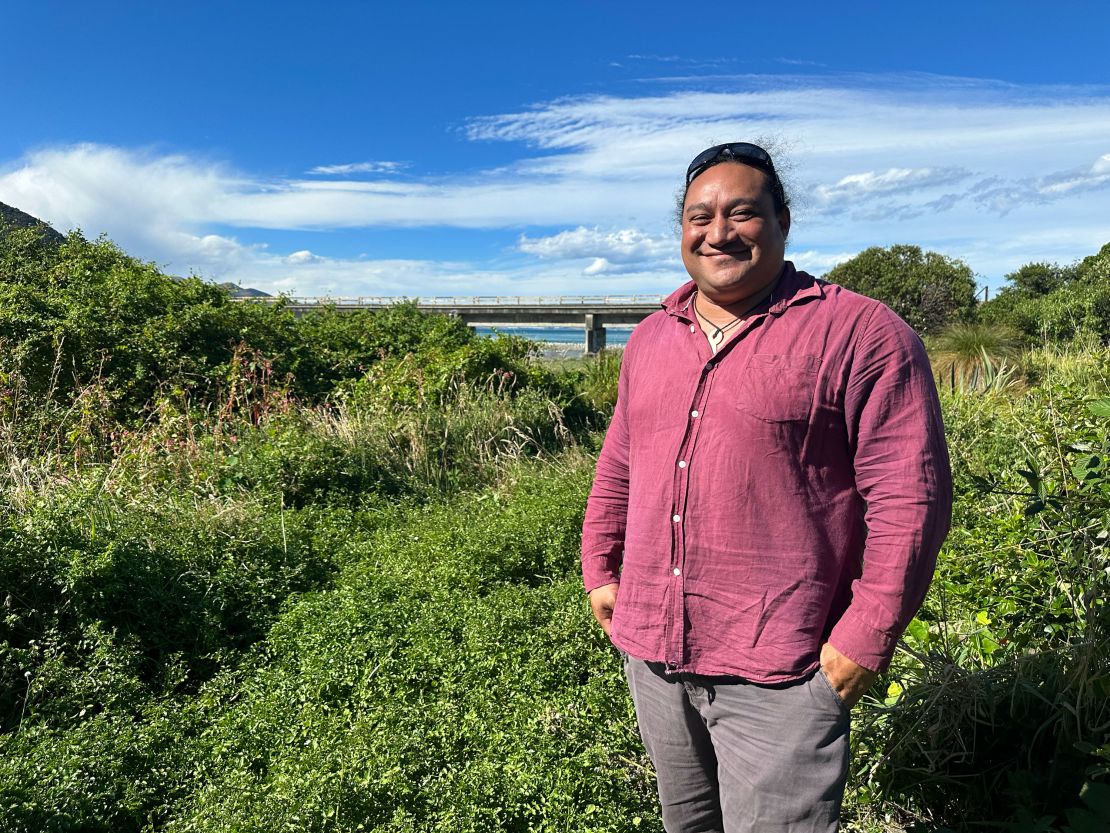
<box><xmin>580</xmin><ymin>143</ymin><xmax>952</xmax><ymax>832</ymax></box>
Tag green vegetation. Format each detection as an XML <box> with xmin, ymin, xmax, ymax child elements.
<box><xmin>824</xmin><ymin>244</ymin><xmax>978</xmax><ymax>336</ymax></box>
<box><xmin>977</xmin><ymin>244</ymin><xmax>1110</xmax><ymax>345</ymax></box>
<box><xmin>928</xmin><ymin>323</ymin><xmax>1022</xmax><ymax>392</ymax></box>
<box><xmin>1</xmin><ymin>225</ymin><xmax>1108</xmax><ymax>831</ymax></box>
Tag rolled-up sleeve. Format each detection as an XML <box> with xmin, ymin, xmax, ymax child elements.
<box><xmin>828</xmin><ymin>305</ymin><xmax>953</xmax><ymax>672</ymax></box>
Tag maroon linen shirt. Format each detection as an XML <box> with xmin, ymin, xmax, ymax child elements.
<box><xmin>581</xmin><ymin>264</ymin><xmax>952</xmax><ymax>682</ymax></box>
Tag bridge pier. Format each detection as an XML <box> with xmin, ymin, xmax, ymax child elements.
<box><xmin>447</xmin><ymin>310</ymin><xmax>476</xmax><ymax>335</ymax></box>
<box><xmin>584</xmin><ymin>314</ymin><xmax>606</xmax><ymax>355</ymax></box>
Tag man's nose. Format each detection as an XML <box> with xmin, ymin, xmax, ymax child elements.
<box><xmin>705</xmin><ymin>214</ymin><xmax>732</xmax><ymax>246</ymax></box>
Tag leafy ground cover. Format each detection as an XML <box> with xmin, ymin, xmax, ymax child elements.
<box><xmin>2</xmin><ymin>458</ymin><xmax>659</xmax><ymax>832</ymax></box>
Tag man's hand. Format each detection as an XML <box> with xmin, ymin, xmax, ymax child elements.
<box><xmin>588</xmin><ymin>582</ymin><xmax>619</xmax><ymax>636</ymax></box>
<box><xmin>819</xmin><ymin>642</ymin><xmax>878</xmax><ymax>709</ymax></box>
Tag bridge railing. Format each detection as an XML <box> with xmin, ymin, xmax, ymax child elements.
<box><xmin>235</xmin><ymin>295</ymin><xmax>664</xmax><ymax>307</ymax></box>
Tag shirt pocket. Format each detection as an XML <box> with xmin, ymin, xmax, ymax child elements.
<box><xmin>736</xmin><ymin>353</ymin><xmax>821</xmax><ymax>423</ymax></box>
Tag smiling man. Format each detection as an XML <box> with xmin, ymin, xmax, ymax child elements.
<box><xmin>581</xmin><ymin>143</ymin><xmax>953</xmax><ymax>832</ymax></box>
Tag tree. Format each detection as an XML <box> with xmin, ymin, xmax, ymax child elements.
<box><xmin>1077</xmin><ymin>242</ymin><xmax>1110</xmax><ymax>284</ymax></box>
<box><xmin>999</xmin><ymin>261</ymin><xmax>1076</xmax><ymax>297</ymax></box>
<box><xmin>823</xmin><ymin>244</ymin><xmax>977</xmax><ymax>335</ymax></box>
<box><xmin>978</xmin><ymin>244</ymin><xmax>1110</xmax><ymax>344</ymax></box>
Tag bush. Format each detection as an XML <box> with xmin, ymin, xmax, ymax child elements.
<box><xmin>978</xmin><ymin>244</ymin><xmax>1110</xmax><ymax>345</ymax></box>
<box><xmin>823</xmin><ymin>244</ymin><xmax>978</xmax><ymax>335</ymax></box>
<box><xmin>0</xmin><ymin>460</ymin><xmax>659</xmax><ymax>833</ymax></box>
<box><xmin>929</xmin><ymin>322</ymin><xmax>1022</xmax><ymax>391</ymax></box>
<box><xmin>0</xmin><ymin>228</ymin><xmax>564</xmax><ymax>434</ymax></box>
<box><xmin>0</xmin><ymin>229</ymin><xmax>300</xmax><ymax>421</ymax></box>
<box><xmin>853</xmin><ymin>372</ymin><xmax>1110</xmax><ymax>829</ymax></box>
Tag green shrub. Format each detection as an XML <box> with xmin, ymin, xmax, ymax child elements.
<box><xmin>0</xmin><ymin>229</ymin><xmax>300</xmax><ymax>421</ymax></box>
<box><xmin>929</xmin><ymin>323</ymin><xmax>1023</xmax><ymax>391</ymax></box>
<box><xmin>0</xmin><ymin>484</ymin><xmax>345</xmax><ymax>730</ymax></box>
<box><xmin>978</xmin><ymin>244</ymin><xmax>1110</xmax><ymax>345</ymax></box>
<box><xmin>855</xmin><ymin>368</ymin><xmax>1110</xmax><ymax>829</ymax></box>
<box><xmin>0</xmin><ymin>459</ymin><xmax>659</xmax><ymax>833</ymax></box>
<box><xmin>823</xmin><ymin>244</ymin><xmax>978</xmax><ymax>336</ymax></box>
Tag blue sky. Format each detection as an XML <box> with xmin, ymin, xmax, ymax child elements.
<box><xmin>2</xmin><ymin>1</ymin><xmax>1109</xmax><ymax>296</ymax></box>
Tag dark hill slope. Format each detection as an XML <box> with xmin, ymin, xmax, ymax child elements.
<box><xmin>0</xmin><ymin>201</ymin><xmax>66</xmax><ymax>247</ymax></box>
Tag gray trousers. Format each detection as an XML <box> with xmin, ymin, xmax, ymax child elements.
<box><xmin>623</xmin><ymin>655</ymin><xmax>850</xmax><ymax>833</ymax></box>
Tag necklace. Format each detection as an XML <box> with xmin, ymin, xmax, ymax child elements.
<box><xmin>693</xmin><ymin>292</ymin><xmax>745</xmax><ymax>347</ymax></box>
<box><xmin>692</xmin><ymin>277</ymin><xmax>783</xmax><ymax>347</ymax></box>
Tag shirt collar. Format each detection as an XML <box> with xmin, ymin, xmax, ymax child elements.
<box><xmin>661</xmin><ymin>262</ymin><xmax>825</xmax><ymax>320</ymax></box>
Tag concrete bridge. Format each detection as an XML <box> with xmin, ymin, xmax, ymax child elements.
<box><xmin>239</xmin><ymin>295</ymin><xmax>665</xmax><ymax>353</ymax></box>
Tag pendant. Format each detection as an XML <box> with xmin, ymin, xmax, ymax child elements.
<box><xmin>710</xmin><ymin>327</ymin><xmax>724</xmax><ymax>346</ymax></box>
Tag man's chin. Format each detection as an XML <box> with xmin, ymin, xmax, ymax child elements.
<box><xmin>699</xmin><ymin>273</ymin><xmax>754</xmax><ymax>296</ymax></box>
<box><xmin>696</xmin><ymin>273</ymin><xmax>782</xmax><ymax>307</ymax></box>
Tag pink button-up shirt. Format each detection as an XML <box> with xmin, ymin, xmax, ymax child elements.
<box><xmin>581</xmin><ymin>265</ymin><xmax>952</xmax><ymax>682</ymax></box>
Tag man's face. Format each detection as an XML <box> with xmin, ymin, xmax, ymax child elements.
<box><xmin>680</xmin><ymin>162</ymin><xmax>790</xmax><ymax>307</ymax></box>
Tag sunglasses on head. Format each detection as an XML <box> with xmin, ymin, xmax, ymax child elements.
<box><xmin>686</xmin><ymin>143</ymin><xmax>776</xmax><ymax>186</ymax></box>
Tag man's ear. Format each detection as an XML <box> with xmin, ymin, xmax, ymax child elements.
<box><xmin>778</xmin><ymin>206</ymin><xmax>791</xmax><ymax>241</ymax></box>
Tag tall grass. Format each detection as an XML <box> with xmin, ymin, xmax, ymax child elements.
<box><xmin>929</xmin><ymin>322</ymin><xmax>1022</xmax><ymax>392</ymax></box>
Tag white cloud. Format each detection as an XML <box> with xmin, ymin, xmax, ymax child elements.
<box><xmin>214</xmin><ymin>252</ymin><xmax>681</xmax><ymax>299</ymax></box>
<box><xmin>1036</xmin><ymin>152</ymin><xmax>1110</xmax><ymax>196</ymax></box>
<box><xmin>815</xmin><ymin>167</ymin><xmax>968</xmax><ymax>202</ymax></box>
<box><xmin>516</xmin><ymin>226</ymin><xmax>679</xmax><ymax>276</ymax></box>
<box><xmin>0</xmin><ymin>143</ymin><xmax>230</xmax><ymax>229</ymax></box>
<box><xmin>788</xmin><ymin>250</ymin><xmax>858</xmax><ymax>275</ymax></box>
<box><xmin>0</xmin><ymin>143</ymin><xmax>251</xmax><ymax>276</ymax></box>
<box><xmin>307</xmin><ymin>161</ymin><xmax>406</xmax><ymax>175</ymax></box>
<box><xmin>965</xmin><ymin>150</ymin><xmax>1110</xmax><ymax>214</ymax></box>
<box><xmin>515</xmin><ymin>228</ymin><xmax>670</xmax><ymax>264</ymax></box>
<box><xmin>2</xmin><ymin>75</ymin><xmax>1110</xmax><ymax>292</ymax></box>
<box><xmin>285</xmin><ymin>250</ymin><xmax>323</xmax><ymax>264</ymax></box>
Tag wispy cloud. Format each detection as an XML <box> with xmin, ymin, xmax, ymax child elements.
<box><xmin>788</xmin><ymin>249</ymin><xmax>857</xmax><ymax>273</ymax></box>
<box><xmin>775</xmin><ymin>58</ymin><xmax>827</xmax><ymax>68</ymax></box>
<box><xmin>815</xmin><ymin>167</ymin><xmax>969</xmax><ymax>202</ymax></box>
<box><xmin>2</xmin><ymin>74</ymin><xmax>1109</xmax><ymax>293</ymax></box>
<box><xmin>967</xmin><ymin>150</ymin><xmax>1110</xmax><ymax>215</ymax></box>
<box><xmin>307</xmin><ymin>161</ymin><xmax>406</xmax><ymax>175</ymax></box>
<box><xmin>1037</xmin><ymin>153</ymin><xmax>1110</xmax><ymax>196</ymax></box>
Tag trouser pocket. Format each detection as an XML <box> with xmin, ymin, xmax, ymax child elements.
<box><xmin>815</xmin><ymin>667</ymin><xmax>851</xmax><ymax>715</ymax></box>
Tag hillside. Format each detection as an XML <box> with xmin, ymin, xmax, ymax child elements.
<box><xmin>0</xmin><ymin>201</ymin><xmax>66</xmax><ymax>247</ymax></box>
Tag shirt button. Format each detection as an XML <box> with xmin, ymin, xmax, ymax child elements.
<box><xmin>677</xmin><ymin>460</ymin><xmax>686</xmax><ymax>468</ymax></box>
<box><xmin>673</xmin><ymin>568</ymin><xmax>681</xmax><ymax>576</ymax></box>
<box><xmin>672</xmin><ymin>514</ymin><xmax>681</xmax><ymax>523</ymax></box>
<box><xmin>690</xmin><ymin>409</ymin><xmax>699</xmax><ymax>418</ymax></box>
<box><xmin>689</xmin><ymin>324</ymin><xmax>696</xmax><ymax>333</ymax></box>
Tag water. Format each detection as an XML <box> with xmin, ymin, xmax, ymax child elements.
<box><xmin>474</xmin><ymin>324</ymin><xmax>633</xmax><ymax>355</ymax></box>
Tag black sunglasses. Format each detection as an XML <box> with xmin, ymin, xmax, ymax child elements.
<box><xmin>686</xmin><ymin>142</ymin><xmax>776</xmax><ymax>186</ymax></box>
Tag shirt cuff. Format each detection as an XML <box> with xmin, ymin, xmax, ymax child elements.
<box><xmin>827</xmin><ymin>607</ymin><xmax>900</xmax><ymax>673</ymax></box>
<box><xmin>581</xmin><ymin>560</ymin><xmax>621</xmax><ymax>595</ymax></box>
